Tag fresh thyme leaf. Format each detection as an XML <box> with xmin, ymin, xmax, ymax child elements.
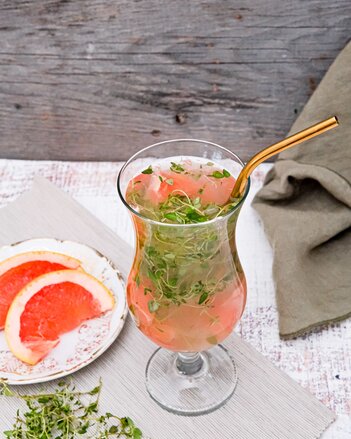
<box><xmin>164</xmin><ymin>212</ymin><xmax>181</xmax><ymax>222</ymax></box>
<box><xmin>141</xmin><ymin>165</ymin><xmax>153</xmax><ymax>174</ymax></box>
<box><xmin>135</xmin><ymin>273</ymin><xmax>140</xmax><ymax>287</ymax></box>
<box><xmin>186</xmin><ymin>210</ymin><xmax>206</xmax><ymax>222</ymax></box>
<box><xmin>37</xmin><ymin>395</ymin><xmax>50</xmax><ymax>403</ymax></box>
<box><xmin>193</xmin><ymin>197</ymin><xmax>201</xmax><ymax>207</ymax></box>
<box><xmin>158</xmin><ymin>175</ymin><xmax>163</xmax><ymax>182</ymax></box>
<box><xmin>145</xmin><ymin>246</ymin><xmax>157</xmax><ymax>257</ymax></box>
<box><xmin>211</xmin><ymin>169</ymin><xmax>230</xmax><ymax>178</ymax></box>
<box><xmin>148</xmin><ymin>300</ymin><xmax>160</xmax><ymax>313</ymax></box>
<box><xmin>198</xmin><ymin>188</ymin><xmax>204</xmax><ymax>194</ymax></box>
<box><xmin>198</xmin><ymin>291</ymin><xmax>208</xmax><ymax>304</ymax></box>
<box><xmin>0</xmin><ymin>379</ymin><xmax>144</xmax><ymax>438</ymax></box>
<box><xmin>89</xmin><ymin>385</ymin><xmax>101</xmax><ymax>395</ymax></box>
<box><xmin>144</xmin><ymin>287</ymin><xmax>152</xmax><ymax>295</ymax></box>
<box><xmin>147</xmin><ymin>268</ymin><xmax>162</xmax><ymax>282</ymax></box>
<box><xmin>211</xmin><ymin>170</ymin><xmax>224</xmax><ymax>178</ymax></box>
<box><xmin>134</xmin><ymin>428</ymin><xmax>143</xmax><ymax>439</ymax></box>
<box><xmin>165</xmin><ymin>178</ymin><xmax>173</xmax><ymax>185</ymax></box>
<box><xmin>170</xmin><ymin>162</ymin><xmax>185</xmax><ymax>173</ymax></box>
<box><xmin>169</xmin><ymin>278</ymin><xmax>178</xmax><ymax>286</ymax></box>
<box><xmin>0</xmin><ymin>385</ymin><xmax>14</xmax><ymax>397</ymax></box>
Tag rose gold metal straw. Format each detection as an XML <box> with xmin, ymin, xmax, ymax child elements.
<box><xmin>231</xmin><ymin>116</ymin><xmax>339</xmax><ymax>199</ymax></box>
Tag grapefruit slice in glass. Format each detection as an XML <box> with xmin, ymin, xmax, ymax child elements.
<box><xmin>0</xmin><ymin>251</ymin><xmax>81</xmax><ymax>330</ymax></box>
<box><xmin>5</xmin><ymin>269</ymin><xmax>115</xmax><ymax>365</ymax></box>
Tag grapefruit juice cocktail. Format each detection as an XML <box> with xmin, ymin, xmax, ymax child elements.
<box><xmin>118</xmin><ymin>140</ymin><xmax>249</xmax><ymax>416</ymax></box>
<box><xmin>125</xmin><ymin>157</ymin><xmax>246</xmax><ymax>352</ymax></box>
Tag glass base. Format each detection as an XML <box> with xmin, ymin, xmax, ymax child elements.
<box><xmin>145</xmin><ymin>344</ymin><xmax>238</xmax><ymax>416</ymax></box>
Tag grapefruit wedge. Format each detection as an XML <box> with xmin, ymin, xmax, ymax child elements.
<box><xmin>0</xmin><ymin>251</ymin><xmax>81</xmax><ymax>329</ymax></box>
<box><xmin>5</xmin><ymin>269</ymin><xmax>115</xmax><ymax>365</ymax></box>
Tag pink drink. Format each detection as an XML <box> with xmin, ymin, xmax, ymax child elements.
<box><xmin>126</xmin><ymin>158</ymin><xmax>246</xmax><ymax>352</ymax></box>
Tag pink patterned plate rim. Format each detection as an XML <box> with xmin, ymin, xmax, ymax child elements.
<box><xmin>0</xmin><ymin>238</ymin><xmax>127</xmax><ymax>385</ymax></box>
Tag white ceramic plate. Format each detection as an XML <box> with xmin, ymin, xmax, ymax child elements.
<box><xmin>0</xmin><ymin>238</ymin><xmax>127</xmax><ymax>385</ymax></box>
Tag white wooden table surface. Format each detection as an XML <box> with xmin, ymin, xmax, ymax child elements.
<box><xmin>0</xmin><ymin>159</ymin><xmax>349</xmax><ymax>438</ymax></box>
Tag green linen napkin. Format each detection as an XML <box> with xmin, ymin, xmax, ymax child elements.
<box><xmin>253</xmin><ymin>41</ymin><xmax>351</xmax><ymax>339</ymax></box>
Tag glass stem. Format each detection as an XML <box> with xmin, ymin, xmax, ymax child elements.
<box><xmin>176</xmin><ymin>352</ymin><xmax>204</xmax><ymax>376</ymax></box>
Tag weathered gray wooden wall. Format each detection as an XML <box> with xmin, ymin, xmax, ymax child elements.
<box><xmin>0</xmin><ymin>1</ymin><xmax>350</xmax><ymax>161</ymax></box>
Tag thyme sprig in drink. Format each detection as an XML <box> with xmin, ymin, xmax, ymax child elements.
<box><xmin>126</xmin><ymin>157</ymin><xmax>246</xmax><ymax>352</ymax></box>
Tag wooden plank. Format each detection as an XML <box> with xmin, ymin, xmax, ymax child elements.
<box><xmin>0</xmin><ymin>0</ymin><xmax>350</xmax><ymax>161</ymax></box>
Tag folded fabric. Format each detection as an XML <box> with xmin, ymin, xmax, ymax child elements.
<box><xmin>253</xmin><ymin>41</ymin><xmax>351</xmax><ymax>339</ymax></box>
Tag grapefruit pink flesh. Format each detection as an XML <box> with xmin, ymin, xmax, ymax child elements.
<box><xmin>0</xmin><ymin>252</ymin><xmax>81</xmax><ymax>329</ymax></box>
<box><xmin>128</xmin><ymin>169</ymin><xmax>235</xmax><ymax>208</ymax></box>
<box><xmin>5</xmin><ymin>269</ymin><xmax>115</xmax><ymax>365</ymax></box>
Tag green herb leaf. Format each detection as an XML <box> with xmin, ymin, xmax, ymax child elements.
<box><xmin>147</xmin><ymin>269</ymin><xmax>158</xmax><ymax>282</ymax></box>
<box><xmin>0</xmin><ymin>385</ymin><xmax>14</xmax><ymax>397</ymax></box>
<box><xmin>158</xmin><ymin>175</ymin><xmax>163</xmax><ymax>182</ymax></box>
<box><xmin>211</xmin><ymin>170</ymin><xmax>224</xmax><ymax>178</ymax></box>
<box><xmin>141</xmin><ymin>165</ymin><xmax>153</xmax><ymax>174</ymax></box>
<box><xmin>164</xmin><ymin>212</ymin><xmax>183</xmax><ymax>223</ymax></box>
<box><xmin>169</xmin><ymin>278</ymin><xmax>178</xmax><ymax>287</ymax></box>
<box><xmin>165</xmin><ymin>178</ymin><xmax>174</xmax><ymax>185</ymax></box>
<box><xmin>125</xmin><ymin>417</ymin><xmax>134</xmax><ymax>427</ymax></box>
<box><xmin>78</xmin><ymin>423</ymin><xmax>90</xmax><ymax>434</ymax></box>
<box><xmin>88</xmin><ymin>385</ymin><xmax>101</xmax><ymax>395</ymax></box>
<box><xmin>37</xmin><ymin>396</ymin><xmax>50</xmax><ymax>403</ymax></box>
<box><xmin>134</xmin><ymin>427</ymin><xmax>143</xmax><ymax>439</ymax></box>
<box><xmin>223</xmin><ymin>169</ymin><xmax>231</xmax><ymax>178</ymax></box>
<box><xmin>148</xmin><ymin>300</ymin><xmax>160</xmax><ymax>313</ymax></box>
<box><xmin>186</xmin><ymin>210</ymin><xmax>206</xmax><ymax>222</ymax></box>
<box><xmin>193</xmin><ymin>197</ymin><xmax>201</xmax><ymax>207</ymax></box>
<box><xmin>109</xmin><ymin>425</ymin><xmax>119</xmax><ymax>434</ymax></box>
<box><xmin>170</xmin><ymin>162</ymin><xmax>185</xmax><ymax>173</ymax></box>
<box><xmin>144</xmin><ymin>287</ymin><xmax>152</xmax><ymax>295</ymax></box>
<box><xmin>198</xmin><ymin>291</ymin><xmax>209</xmax><ymax>304</ymax></box>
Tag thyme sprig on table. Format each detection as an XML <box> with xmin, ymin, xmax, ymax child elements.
<box><xmin>0</xmin><ymin>379</ymin><xmax>143</xmax><ymax>439</ymax></box>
